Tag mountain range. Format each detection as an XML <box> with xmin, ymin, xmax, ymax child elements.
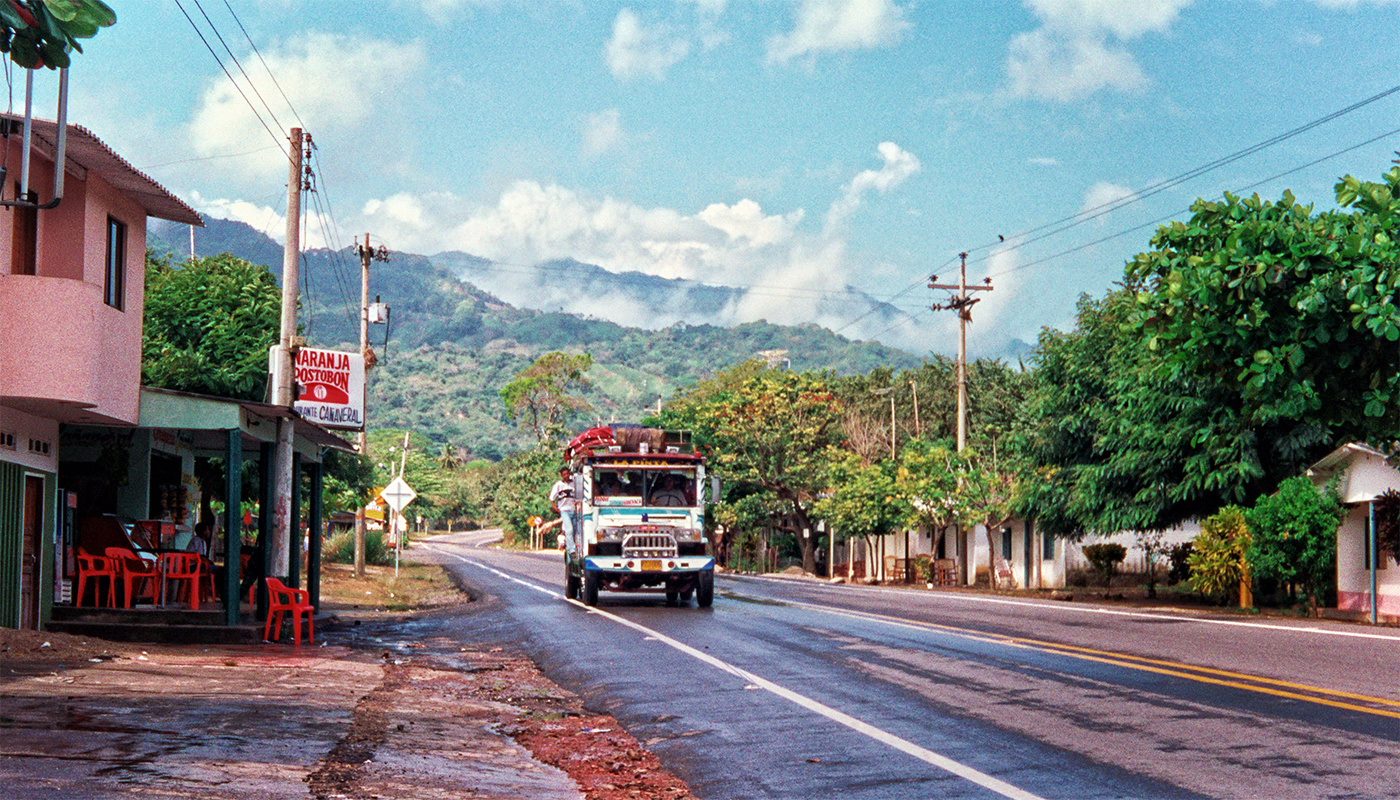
<box><xmin>147</xmin><ymin>218</ymin><xmax>926</xmax><ymax>459</ymax></box>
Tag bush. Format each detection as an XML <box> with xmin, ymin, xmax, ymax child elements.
<box><xmin>1082</xmin><ymin>542</ymin><xmax>1127</xmax><ymax>587</ymax></box>
<box><xmin>1168</xmin><ymin>542</ymin><xmax>1194</xmax><ymax>585</ymax></box>
<box><xmin>324</xmin><ymin>529</ymin><xmax>391</xmax><ymax>566</ymax></box>
<box><xmin>1187</xmin><ymin>506</ymin><xmax>1249</xmax><ymax>605</ymax></box>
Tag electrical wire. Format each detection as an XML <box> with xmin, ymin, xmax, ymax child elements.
<box><xmin>963</xmin><ymin>81</ymin><xmax>1400</xmax><ymax>269</ymax></box>
<box><xmin>188</xmin><ymin>0</ymin><xmax>288</xmax><ymax>138</ymax></box>
<box><xmin>173</xmin><ymin>0</ymin><xmax>286</xmax><ymax>158</ymax></box>
<box><xmin>222</xmin><ymin>0</ymin><xmax>305</xmax><ymax>130</ymax></box>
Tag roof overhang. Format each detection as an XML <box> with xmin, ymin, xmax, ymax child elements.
<box><xmin>0</xmin><ymin>113</ymin><xmax>202</xmax><ymax>226</ymax></box>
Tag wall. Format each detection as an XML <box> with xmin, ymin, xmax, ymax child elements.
<box><xmin>1335</xmin><ymin>503</ymin><xmax>1400</xmax><ymax>618</ymax></box>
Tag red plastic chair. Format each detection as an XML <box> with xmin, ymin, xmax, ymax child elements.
<box><xmin>74</xmin><ymin>552</ymin><xmax>116</xmax><ymax>607</ymax></box>
<box><xmin>160</xmin><ymin>552</ymin><xmax>203</xmax><ymax>610</ymax></box>
<box><xmin>263</xmin><ymin>577</ymin><xmax>314</xmax><ymax>645</ymax></box>
<box><xmin>105</xmin><ymin>547</ymin><xmax>158</xmax><ymax>608</ymax></box>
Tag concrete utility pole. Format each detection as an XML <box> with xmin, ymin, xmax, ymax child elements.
<box><xmin>271</xmin><ymin>128</ymin><xmax>309</xmax><ymax>581</ymax></box>
<box><xmin>929</xmin><ymin>253</ymin><xmax>993</xmax><ymax>453</ymax></box>
<box><xmin>353</xmin><ymin>233</ymin><xmax>388</xmax><ymax>578</ymax></box>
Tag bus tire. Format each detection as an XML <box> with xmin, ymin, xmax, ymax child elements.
<box><xmin>565</xmin><ymin>562</ymin><xmax>580</xmax><ymax>600</ymax></box>
<box><xmin>697</xmin><ymin>569</ymin><xmax>714</xmax><ymax>608</ymax></box>
<box><xmin>583</xmin><ymin>570</ymin><xmax>600</xmax><ymax>607</ymax></box>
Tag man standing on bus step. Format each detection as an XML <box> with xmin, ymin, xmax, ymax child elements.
<box><xmin>550</xmin><ymin>466</ymin><xmax>580</xmax><ymax>556</ymax></box>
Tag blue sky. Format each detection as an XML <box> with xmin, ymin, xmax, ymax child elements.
<box><xmin>33</xmin><ymin>0</ymin><xmax>1400</xmax><ymax>358</ymax></box>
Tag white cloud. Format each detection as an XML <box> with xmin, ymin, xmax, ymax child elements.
<box><xmin>605</xmin><ymin>9</ymin><xmax>691</xmax><ymax>80</ymax></box>
<box><xmin>1006</xmin><ymin>29</ymin><xmax>1146</xmax><ymax>102</ymax></box>
<box><xmin>346</xmin><ymin>148</ymin><xmax>931</xmax><ymax>343</ymax></box>
<box><xmin>582</xmin><ymin>108</ymin><xmax>623</xmax><ymax>156</ymax></box>
<box><xmin>824</xmin><ymin>141</ymin><xmax>921</xmax><ymax>231</ymax></box>
<box><xmin>1006</xmin><ymin>0</ymin><xmax>1191</xmax><ymax>102</ymax></box>
<box><xmin>187</xmin><ymin>32</ymin><xmax>427</xmax><ymax>183</ymax></box>
<box><xmin>767</xmin><ymin>0</ymin><xmax>910</xmax><ymax>63</ymax></box>
<box><xmin>1080</xmin><ymin>181</ymin><xmax>1139</xmax><ymax>222</ymax></box>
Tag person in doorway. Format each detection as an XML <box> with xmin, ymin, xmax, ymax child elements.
<box><xmin>549</xmin><ymin>467</ymin><xmax>580</xmax><ymax>556</ymax></box>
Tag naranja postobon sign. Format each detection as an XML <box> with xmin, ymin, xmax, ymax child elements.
<box><xmin>293</xmin><ymin>346</ymin><xmax>365</xmax><ymax>430</ymax></box>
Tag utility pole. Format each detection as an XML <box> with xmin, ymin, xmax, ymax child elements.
<box><xmin>271</xmin><ymin>128</ymin><xmax>310</xmax><ymax>582</ymax></box>
<box><xmin>353</xmin><ymin>233</ymin><xmax>388</xmax><ymax>578</ymax></box>
<box><xmin>909</xmin><ymin>379</ymin><xmax>920</xmax><ymax>438</ymax></box>
<box><xmin>929</xmin><ymin>252</ymin><xmax>993</xmax><ymax>452</ymax></box>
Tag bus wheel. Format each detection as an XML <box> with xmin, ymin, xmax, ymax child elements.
<box><xmin>565</xmin><ymin>562</ymin><xmax>580</xmax><ymax>600</ymax></box>
<box><xmin>697</xmin><ymin>569</ymin><xmax>714</xmax><ymax>608</ymax></box>
<box><xmin>583</xmin><ymin>570</ymin><xmax>600</xmax><ymax>606</ymax></box>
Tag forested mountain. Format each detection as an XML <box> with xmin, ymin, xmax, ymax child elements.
<box><xmin>148</xmin><ymin>218</ymin><xmax>924</xmax><ymax>459</ymax></box>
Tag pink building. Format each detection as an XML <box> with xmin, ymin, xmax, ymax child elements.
<box><xmin>0</xmin><ymin>113</ymin><xmax>200</xmax><ymax>629</ymax></box>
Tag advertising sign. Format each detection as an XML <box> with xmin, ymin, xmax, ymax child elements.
<box><xmin>292</xmin><ymin>346</ymin><xmax>365</xmax><ymax>430</ymax></box>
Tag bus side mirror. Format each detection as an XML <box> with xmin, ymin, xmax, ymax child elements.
<box><xmin>709</xmin><ymin>475</ymin><xmax>721</xmax><ymax>504</ymax></box>
<box><xmin>573</xmin><ymin>474</ymin><xmax>585</xmax><ymax>500</ymax></box>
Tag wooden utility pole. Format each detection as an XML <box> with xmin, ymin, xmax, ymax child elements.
<box><xmin>353</xmin><ymin>233</ymin><xmax>388</xmax><ymax>578</ymax></box>
<box><xmin>929</xmin><ymin>253</ymin><xmax>993</xmax><ymax>452</ymax></box>
<box><xmin>270</xmin><ymin>128</ymin><xmax>308</xmax><ymax>581</ymax></box>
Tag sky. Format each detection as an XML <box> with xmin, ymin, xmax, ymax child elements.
<box><xmin>27</xmin><ymin>0</ymin><xmax>1400</xmax><ymax>358</ymax></box>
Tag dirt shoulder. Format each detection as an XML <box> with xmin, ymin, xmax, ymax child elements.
<box><xmin>0</xmin><ymin>561</ymin><xmax>694</xmax><ymax>800</ymax></box>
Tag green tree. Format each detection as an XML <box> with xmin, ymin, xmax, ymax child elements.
<box><xmin>815</xmin><ymin>452</ymin><xmax>905</xmax><ymax>571</ymax></box>
<box><xmin>1013</xmin><ymin>289</ymin><xmax>1243</xmax><ymax>537</ymax></box>
<box><xmin>500</xmin><ymin>351</ymin><xmax>594</xmax><ymax>442</ymax></box>
<box><xmin>1082</xmin><ymin>542</ymin><xmax>1127</xmax><ymax>588</ymax></box>
<box><xmin>1126</xmin><ymin>169</ymin><xmax>1400</xmax><ymax>499</ymax></box>
<box><xmin>1246</xmin><ymin>476</ymin><xmax>1343</xmax><ymax>616</ymax></box>
<box><xmin>895</xmin><ymin>438</ymin><xmax>977</xmax><ymax>560</ymax></box>
<box><xmin>1188</xmin><ymin>506</ymin><xmax>1252</xmax><ymax>605</ymax></box>
<box><xmin>142</xmin><ymin>252</ymin><xmax>282</xmax><ymax>401</ymax></box>
<box><xmin>670</xmin><ymin>365</ymin><xmax>845</xmax><ymax>574</ymax></box>
<box><xmin>481</xmin><ymin>446</ymin><xmax>558</xmax><ymax>545</ymax></box>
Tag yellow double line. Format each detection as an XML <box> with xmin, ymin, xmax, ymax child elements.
<box><xmin>800</xmin><ymin>599</ymin><xmax>1400</xmax><ymax>720</ymax></box>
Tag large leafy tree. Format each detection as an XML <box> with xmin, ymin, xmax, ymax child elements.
<box><xmin>1126</xmin><ymin>168</ymin><xmax>1400</xmax><ymax>494</ymax></box>
<box><xmin>815</xmin><ymin>451</ymin><xmax>905</xmax><ymax>562</ymax></box>
<box><xmin>142</xmin><ymin>252</ymin><xmax>283</xmax><ymax>401</ymax></box>
<box><xmin>666</xmin><ymin>364</ymin><xmax>844</xmax><ymax>574</ymax></box>
<box><xmin>1013</xmin><ymin>290</ymin><xmax>1237</xmax><ymax>537</ymax></box>
<box><xmin>499</xmin><ymin>351</ymin><xmax>594</xmax><ymax>443</ymax></box>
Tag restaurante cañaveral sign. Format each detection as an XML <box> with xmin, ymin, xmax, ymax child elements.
<box><xmin>293</xmin><ymin>347</ymin><xmax>365</xmax><ymax>430</ymax></box>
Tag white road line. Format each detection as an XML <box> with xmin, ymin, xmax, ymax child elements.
<box><xmin>728</xmin><ymin>574</ymin><xmax>1400</xmax><ymax>642</ymax></box>
<box><xmin>422</xmin><ymin>542</ymin><xmax>1046</xmax><ymax>800</ymax></box>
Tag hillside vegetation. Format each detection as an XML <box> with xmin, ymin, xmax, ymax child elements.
<box><xmin>148</xmin><ymin>218</ymin><xmax>923</xmax><ymax>458</ymax></box>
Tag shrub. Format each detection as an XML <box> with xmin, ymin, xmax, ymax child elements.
<box><xmin>324</xmin><ymin>529</ymin><xmax>391</xmax><ymax>566</ymax></box>
<box><xmin>1082</xmin><ymin>542</ymin><xmax>1127</xmax><ymax>587</ymax></box>
<box><xmin>1187</xmin><ymin>506</ymin><xmax>1249</xmax><ymax>605</ymax></box>
<box><xmin>1247</xmin><ymin>476</ymin><xmax>1342</xmax><ymax>617</ymax></box>
<box><xmin>1168</xmin><ymin>542</ymin><xmax>1194</xmax><ymax>585</ymax></box>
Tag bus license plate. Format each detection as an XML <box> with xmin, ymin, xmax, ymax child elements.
<box><xmin>641</xmin><ymin>560</ymin><xmax>662</xmax><ymax>571</ymax></box>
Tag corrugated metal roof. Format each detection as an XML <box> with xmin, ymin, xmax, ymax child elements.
<box><xmin>1</xmin><ymin>112</ymin><xmax>202</xmax><ymax>226</ymax></box>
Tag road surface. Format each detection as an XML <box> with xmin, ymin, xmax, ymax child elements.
<box><xmin>414</xmin><ymin>531</ymin><xmax>1400</xmax><ymax>800</ymax></box>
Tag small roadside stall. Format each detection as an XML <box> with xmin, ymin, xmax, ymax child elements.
<box><xmin>52</xmin><ymin>387</ymin><xmax>351</xmax><ymax>636</ymax></box>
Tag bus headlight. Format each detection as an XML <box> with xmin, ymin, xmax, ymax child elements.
<box><xmin>598</xmin><ymin>527</ymin><xmax>625</xmax><ymax>542</ymax></box>
<box><xmin>672</xmin><ymin>527</ymin><xmax>702</xmax><ymax>542</ymax></box>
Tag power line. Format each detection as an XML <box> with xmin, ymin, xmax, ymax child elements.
<box><xmin>964</xmin><ymin>81</ymin><xmax>1400</xmax><ymax>273</ymax></box>
<box><xmin>188</xmin><ymin>0</ymin><xmax>288</xmax><ymax>137</ymax></box>
<box><xmin>222</xmin><ymin>0</ymin><xmax>305</xmax><ymax>130</ymax></box>
<box><xmin>173</xmin><ymin>0</ymin><xmax>286</xmax><ymax>158</ymax></box>
<box><xmin>985</xmin><ymin>122</ymin><xmax>1400</xmax><ymax>282</ymax></box>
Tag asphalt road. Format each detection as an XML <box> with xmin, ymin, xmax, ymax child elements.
<box><xmin>418</xmin><ymin>531</ymin><xmax>1400</xmax><ymax>800</ymax></box>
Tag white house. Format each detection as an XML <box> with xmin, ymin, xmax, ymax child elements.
<box><xmin>1305</xmin><ymin>442</ymin><xmax>1399</xmax><ymax>621</ymax></box>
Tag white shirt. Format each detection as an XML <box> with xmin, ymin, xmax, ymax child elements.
<box><xmin>549</xmin><ymin>479</ymin><xmax>576</xmax><ymax>513</ymax></box>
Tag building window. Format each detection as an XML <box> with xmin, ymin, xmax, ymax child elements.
<box><xmin>104</xmin><ymin>216</ymin><xmax>126</xmax><ymax>309</ymax></box>
<box><xmin>10</xmin><ymin>186</ymin><xmax>36</xmax><ymax>274</ymax></box>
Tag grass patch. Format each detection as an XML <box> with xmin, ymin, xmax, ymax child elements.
<box><xmin>319</xmin><ymin>560</ymin><xmax>465</xmax><ymax>613</ymax></box>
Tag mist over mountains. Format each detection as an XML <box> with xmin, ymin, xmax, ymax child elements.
<box><xmin>147</xmin><ymin>217</ymin><xmax>927</xmax><ymax>457</ymax></box>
